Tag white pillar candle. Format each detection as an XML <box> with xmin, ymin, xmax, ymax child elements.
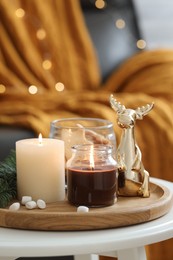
<box><xmin>16</xmin><ymin>134</ymin><xmax>65</xmax><ymax>203</ymax></box>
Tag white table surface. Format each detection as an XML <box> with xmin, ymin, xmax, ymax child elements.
<box><xmin>0</xmin><ymin>178</ymin><xmax>173</xmax><ymax>260</ymax></box>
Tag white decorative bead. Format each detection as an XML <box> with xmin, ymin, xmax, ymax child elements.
<box><xmin>9</xmin><ymin>202</ymin><xmax>20</xmax><ymax>211</ymax></box>
<box><xmin>77</xmin><ymin>206</ymin><xmax>89</xmax><ymax>213</ymax></box>
<box><xmin>37</xmin><ymin>199</ymin><xmax>46</xmax><ymax>209</ymax></box>
<box><xmin>25</xmin><ymin>201</ymin><xmax>37</xmax><ymax>209</ymax></box>
<box><xmin>21</xmin><ymin>196</ymin><xmax>32</xmax><ymax>205</ymax></box>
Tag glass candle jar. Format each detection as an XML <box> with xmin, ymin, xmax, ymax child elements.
<box><xmin>49</xmin><ymin>118</ymin><xmax>116</xmax><ymax>162</ymax></box>
<box><xmin>67</xmin><ymin>144</ymin><xmax>117</xmax><ymax>207</ymax></box>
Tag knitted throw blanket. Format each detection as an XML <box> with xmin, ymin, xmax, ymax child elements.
<box><xmin>0</xmin><ymin>0</ymin><xmax>173</xmax><ymax>186</ymax></box>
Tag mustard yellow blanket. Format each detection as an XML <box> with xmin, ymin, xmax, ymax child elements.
<box><xmin>0</xmin><ymin>1</ymin><xmax>173</xmax><ymax>259</ymax></box>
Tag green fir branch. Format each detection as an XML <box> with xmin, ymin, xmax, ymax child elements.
<box><xmin>0</xmin><ymin>150</ymin><xmax>17</xmax><ymax>208</ymax></box>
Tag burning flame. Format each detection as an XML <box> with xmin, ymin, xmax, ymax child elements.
<box><xmin>38</xmin><ymin>133</ymin><xmax>42</xmax><ymax>145</ymax></box>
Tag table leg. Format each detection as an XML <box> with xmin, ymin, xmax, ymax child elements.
<box><xmin>74</xmin><ymin>254</ymin><xmax>99</xmax><ymax>260</ymax></box>
<box><xmin>117</xmin><ymin>247</ymin><xmax>146</xmax><ymax>260</ymax></box>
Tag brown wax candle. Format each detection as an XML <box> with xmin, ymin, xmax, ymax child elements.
<box><xmin>67</xmin><ymin>166</ymin><xmax>117</xmax><ymax>207</ymax></box>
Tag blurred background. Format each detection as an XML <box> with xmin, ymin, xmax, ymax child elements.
<box><xmin>134</xmin><ymin>0</ymin><xmax>173</xmax><ymax>49</ymax></box>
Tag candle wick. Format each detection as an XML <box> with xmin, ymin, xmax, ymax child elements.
<box><xmin>91</xmin><ymin>166</ymin><xmax>94</xmax><ymax>171</ymax></box>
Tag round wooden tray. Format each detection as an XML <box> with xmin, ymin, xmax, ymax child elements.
<box><xmin>0</xmin><ymin>181</ymin><xmax>172</xmax><ymax>231</ymax></box>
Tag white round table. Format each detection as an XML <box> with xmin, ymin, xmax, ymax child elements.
<box><xmin>0</xmin><ymin>178</ymin><xmax>173</xmax><ymax>260</ymax></box>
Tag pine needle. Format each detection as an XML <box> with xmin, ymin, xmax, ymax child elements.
<box><xmin>0</xmin><ymin>150</ymin><xmax>17</xmax><ymax>208</ymax></box>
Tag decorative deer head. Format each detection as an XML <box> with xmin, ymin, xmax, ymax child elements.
<box><xmin>110</xmin><ymin>94</ymin><xmax>154</xmax><ymax>197</ymax></box>
<box><xmin>110</xmin><ymin>94</ymin><xmax>154</xmax><ymax>129</ymax></box>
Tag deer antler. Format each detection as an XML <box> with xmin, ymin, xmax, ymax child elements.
<box><xmin>110</xmin><ymin>94</ymin><xmax>126</xmax><ymax>113</ymax></box>
<box><xmin>135</xmin><ymin>102</ymin><xmax>154</xmax><ymax>119</ymax></box>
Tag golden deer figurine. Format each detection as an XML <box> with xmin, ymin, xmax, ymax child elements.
<box><xmin>110</xmin><ymin>94</ymin><xmax>154</xmax><ymax>197</ymax></box>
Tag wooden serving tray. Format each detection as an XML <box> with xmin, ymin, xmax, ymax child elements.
<box><xmin>0</xmin><ymin>181</ymin><xmax>172</xmax><ymax>231</ymax></box>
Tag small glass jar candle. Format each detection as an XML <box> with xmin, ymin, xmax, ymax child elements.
<box><xmin>67</xmin><ymin>144</ymin><xmax>117</xmax><ymax>207</ymax></box>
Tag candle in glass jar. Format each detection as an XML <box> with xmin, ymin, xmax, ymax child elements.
<box><xmin>16</xmin><ymin>134</ymin><xmax>65</xmax><ymax>203</ymax></box>
<box><xmin>67</xmin><ymin>144</ymin><xmax>117</xmax><ymax>207</ymax></box>
<box><xmin>67</xmin><ymin>166</ymin><xmax>117</xmax><ymax>207</ymax></box>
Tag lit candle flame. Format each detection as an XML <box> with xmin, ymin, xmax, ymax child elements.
<box><xmin>90</xmin><ymin>145</ymin><xmax>95</xmax><ymax>170</ymax></box>
<box><xmin>38</xmin><ymin>133</ymin><xmax>42</xmax><ymax>145</ymax></box>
